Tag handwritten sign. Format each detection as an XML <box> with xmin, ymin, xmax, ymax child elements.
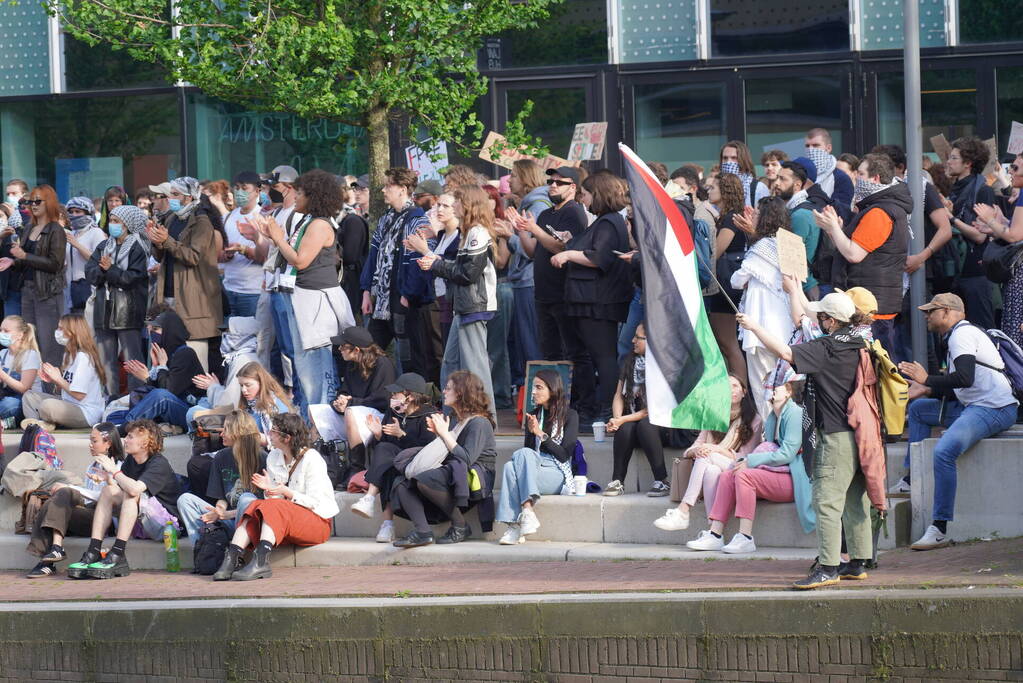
<box><xmin>929</xmin><ymin>134</ymin><xmax>952</xmax><ymax>163</ymax></box>
<box><xmin>777</xmin><ymin>229</ymin><xmax>808</xmax><ymax>283</ymax></box>
<box><xmin>567</xmin><ymin>122</ymin><xmax>608</xmax><ymax>162</ymax></box>
<box><xmin>1008</xmin><ymin>121</ymin><xmax>1023</xmax><ymax>156</ymax></box>
<box><xmin>405</xmin><ymin>140</ymin><xmax>449</xmax><ymax>181</ymax></box>
<box><xmin>479</xmin><ymin>131</ymin><xmax>580</xmax><ymax>171</ymax></box>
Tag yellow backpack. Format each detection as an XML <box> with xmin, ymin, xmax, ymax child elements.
<box><xmin>866</xmin><ymin>339</ymin><xmax>908</xmax><ymax>436</ymax></box>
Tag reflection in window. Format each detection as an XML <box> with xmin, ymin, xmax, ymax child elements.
<box><xmin>0</xmin><ymin>94</ymin><xmax>180</xmax><ymax>200</ymax></box>
<box><xmin>506</xmin><ymin>88</ymin><xmax>587</xmax><ymax>161</ymax></box>
<box><xmin>634</xmin><ymin>82</ymin><xmax>727</xmax><ymax>173</ymax></box>
<box><xmin>64</xmin><ymin>36</ymin><xmax>171</xmax><ymax>91</ymax></box>
<box><xmin>486</xmin><ymin>0</ymin><xmax>607</xmax><ymax>69</ymax></box>
<box><xmin>877</xmin><ymin>70</ymin><xmax>977</xmax><ymax>153</ymax></box>
<box><xmin>710</xmin><ymin>0</ymin><xmax>848</xmax><ymax>57</ymax></box>
<box><xmin>998</xmin><ymin>68</ymin><xmax>1023</xmax><ymax>157</ymax></box>
<box><xmin>745</xmin><ymin>77</ymin><xmax>843</xmax><ymax>162</ymax></box>
<box><xmin>958</xmin><ymin>0</ymin><xmax>1023</xmax><ymax>45</ymax></box>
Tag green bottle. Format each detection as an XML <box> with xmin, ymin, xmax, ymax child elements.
<box><xmin>163</xmin><ymin>521</ymin><xmax>180</xmax><ymax>572</ymax></box>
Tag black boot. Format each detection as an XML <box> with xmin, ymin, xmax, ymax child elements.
<box><xmin>66</xmin><ymin>549</ymin><xmax>102</xmax><ymax>579</ymax></box>
<box><xmin>212</xmin><ymin>544</ymin><xmax>244</xmax><ymax>581</ymax></box>
<box><xmin>85</xmin><ymin>551</ymin><xmax>131</xmax><ymax>580</ymax></box>
<box><xmin>232</xmin><ymin>543</ymin><xmax>272</xmax><ymax>581</ymax></box>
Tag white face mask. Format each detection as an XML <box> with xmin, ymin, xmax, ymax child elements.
<box><xmin>54</xmin><ymin>329</ymin><xmax>69</xmax><ymax>346</ymax></box>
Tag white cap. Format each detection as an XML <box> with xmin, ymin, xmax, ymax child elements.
<box><xmin>805</xmin><ymin>292</ymin><xmax>856</xmax><ymax>323</ymax></box>
<box><xmin>148</xmin><ymin>181</ymin><xmax>173</xmax><ymax>194</ymax></box>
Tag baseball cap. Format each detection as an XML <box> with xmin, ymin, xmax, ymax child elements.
<box><xmin>414</xmin><ymin>179</ymin><xmax>443</xmax><ymax>197</ymax></box>
<box><xmin>232</xmin><ymin>171</ymin><xmax>262</xmax><ymax>186</ymax></box>
<box><xmin>148</xmin><ymin>181</ymin><xmax>173</xmax><ymax>195</ymax></box>
<box><xmin>789</xmin><ymin>157</ymin><xmax>818</xmax><ymax>184</ymax></box>
<box><xmin>352</xmin><ymin>174</ymin><xmax>369</xmax><ymax>189</ymax></box>
<box><xmin>545</xmin><ymin>166</ymin><xmax>580</xmax><ymax>184</ymax></box>
<box><xmin>806</xmin><ymin>292</ymin><xmax>856</xmax><ymax>323</ymax></box>
<box><xmin>264</xmin><ymin>165</ymin><xmax>299</xmax><ymax>184</ymax></box>
<box><xmin>918</xmin><ymin>292</ymin><xmax>965</xmax><ymax>313</ymax></box>
<box><xmin>330</xmin><ymin>326</ymin><xmax>375</xmax><ymax>349</ymax></box>
<box><xmin>385</xmin><ymin>372</ymin><xmax>429</xmax><ymax>396</ymax></box>
<box><xmin>840</xmin><ymin>287</ymin><xmax>879</xmax><ymax>316</ymax></box>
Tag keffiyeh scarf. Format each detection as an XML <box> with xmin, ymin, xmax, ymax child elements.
<box><xmin>170</xmin><ymin>176</ymin><xmax>201</xmax><ymax>220</ymax></box>
<box><xmin>370</xmin><ymin>200</ymin><xmax>415</xmax><ymax>321</ymax></box>
<box><xmin>106</xmin><ymin>205</ymin><xmax>150</xmax><ymax>268</ymax></box>
<box><xmin>853</xmin><ymin>177</ymin><xmax>900</xmax><ymax>206</ymax></box>
<box><xmin>721</xmin><ymin>161</ymin><xmax>755</xmax><ymax>207</ymax></box>
<box><xmin>805</xmin><ymin>148</ymin><xmax>837</xmax><ymax>196</ymax></box>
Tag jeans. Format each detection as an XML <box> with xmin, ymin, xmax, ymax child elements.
<box><xmin>3</xmin><ymin>291</ymin><xmax>20</xmax><ymax>317</ymax></box>
<box><xmin>269</xmin><ymin>290</ymin><xmax>302</xmax><ymax>406</ymax></box>
<box><xmin>487</xmin><ymin>282</ymin><xmax>514</xmax><ymax>409</ymax></box>
<box><xmin>871</xmin><ymin>318</ymin><xmax>898</xmax><ymax>359</ymax></box>
<box><xmin>509</xmin><ymin>286</ymin><xmax>540</xmax><ymax>387</ymax></box>
<box><xmin>495</xmin><ymin>448</ymin><xmax>566</xmax><ymax>524</ymax></box>
<box><xmin>441</xmin><ymin>315</ymin><xmax>495</xmax><ymax>417</ymax></box>
<box><xmin>225</xmin><ymin>290</ymin><xmax>260</xmax><ymax>318</ymax></box>
<box><xmin>907</xmin><ymin>397</ymin><xmax>1017</xmax><ymax>521</ymax></box>
<box><xmin>110</xmin><ymin>388</ymin><xmax>191</xmax><ymax>428</ymax></box>
<box><xmin>176</xmin><ymin>491</ymin><xmax>257</xmax><ymax>538</ymax></box>
<box><xmin>0</xmin><ymin>395</ymin><xmax>22</xmax><ymax>419</ymax></box>
<box><xmin>285</xmin><ymin>292</ymin><xmax>338</xmax><ymax>416</ymax></box>
<box><xmin>617</xmin><ymin>288</ymin><xmax>644</xmax><ymax>364</ymax></box>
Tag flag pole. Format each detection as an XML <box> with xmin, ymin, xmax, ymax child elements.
<box><xmin>696</xmin><ymin>254</ymin><xmax>740</xmax><ymax>315</ymax></box>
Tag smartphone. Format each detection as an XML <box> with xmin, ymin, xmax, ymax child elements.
<box><xmin>613</xmin><ymin>250</ymin><xmax>626</xmax><ymax>256</ymax></box>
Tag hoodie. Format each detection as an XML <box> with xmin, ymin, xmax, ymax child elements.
<box><xmin>150</xmin><ymin>310</ymin><xmax>204</xmax><ymax>401</ymax></box>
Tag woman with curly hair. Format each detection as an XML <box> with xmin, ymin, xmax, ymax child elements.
<box><xmin>390</xmin><ymin>370</ymin><xmax>497</xmax><ymax>548</ymax></box>
<box><xmin>704</xmin><ymin>172</ymin><xmax>748</xmax><ymax>381</ymax></box>
<box><xmin>251</xmin><ymin>169</ymin><xmax>355</xmax><ymax>414</ymax></box>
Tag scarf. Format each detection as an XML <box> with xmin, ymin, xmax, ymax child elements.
<box><xmin>785</xmin><ymin>189</ymin><xmax>809</xmax><ymax>212</ymax></box>
<box><xmin>805</xmin><ymin>148</ymin><xmax>837</xmax><ymax>197</ymax></box>
<box><xmin>741</xmin><ymin>236</ymin><xmax>782</xmax><ymax>290</ymax></box>
<box><xmin>534</xmin><ymin>407</ymin><xmax>574</xmax><ymax>490</ymax></box>
<box><xmin>370</xmin><ymin>200</ymin><xmax>415</xmax><ymax>321</ymax></box>
<box><xmin>721</xmin><ymin>161</ymin><xmax>755</xmax><ymax>207</ymax></box>
<box><xmin>105</xmin><ymin>205</ymin><xmax>149</xmax><ymax>269</ymax></box>
<box><xmin>170</xmin><ymin>177</ymin><xmax>201</xmax><ymax>220</ymax></box>
<box><xmin>246</xmin><ymin>398</ymin><xmax>273</xmax><ymax>435</ymax></box>
<box><xmin>853</xmin><ymin>177</ymin><xmax>899</xmax><ymax>206</ymax></box>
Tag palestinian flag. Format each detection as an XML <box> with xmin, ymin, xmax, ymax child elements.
<box><xmin>619</xmin><ymin>143</ymin><xmax>731</xmax><ymax>432</ymax></box>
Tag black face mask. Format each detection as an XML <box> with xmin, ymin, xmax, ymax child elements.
<box><xmin>268</xmin><ymin>189</ymin><xmax>284</xmax><ymax>203</ymax></box>
<box><xmin>548</xmin><ymin>192</ymin><xmax>563</xmax><ymax>205</ymax></box>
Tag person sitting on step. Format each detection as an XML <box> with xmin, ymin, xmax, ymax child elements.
<box><xmin>496</xmin><ymin>369</ymin><xmax>579</xmax><ymax>545</ymax></box>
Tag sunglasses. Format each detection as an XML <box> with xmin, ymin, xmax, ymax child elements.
<box><xmin>547</xmin><ymin>179</ymin><xmax>574</xmax><ymax>187</ymax></box>
<box><xmin>21</xmin><ymin>199</ymin><xmax>44</xmax><ymax>206</ymax></box>
<box><xmin>153</xmin><ymin>194</ymin><xmax>167</xmax><ymax>200</ymax></box>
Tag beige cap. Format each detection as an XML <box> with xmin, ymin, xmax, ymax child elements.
<box><xmin>918</xmin><ymin>292</ymin><xmax>965</xmax><ymax>313</ymax></box>
<box><xmin>148</xmin><ymin>182</ymin><xmax>173</xmax><ymax>194</ymax></box>
<box><xmin>840</xmin><ymin>287</ymin><xmax>879</xmax><ymax>316</ymax></box>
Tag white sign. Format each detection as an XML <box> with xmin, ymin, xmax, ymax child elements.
<box><xmin>405</xmin><ymin>140</ymin><xmax>449</xmax><ymax>181</ymax></box>
<box><xmin>1008</xmin><ymin>121</ymin><xmax>1023</xmax><ymax>156</ymax></box>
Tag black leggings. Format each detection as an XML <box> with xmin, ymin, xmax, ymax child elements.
<box><xmin>573</xmin><ymin>316</ymin><xmax>620</xmax><ymax>420</ymax></box>
<box><xmin>612</xmin><ymin>416</ymin><xmax>666</xmax><ymax>482</ymax></box>
<box><xmin>395</xmin><ymin>480</ymin><xmax>465</xmax><ymax>533</ymax></box>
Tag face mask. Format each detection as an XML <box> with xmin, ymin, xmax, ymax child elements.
<box><xmin>54</xmin><ymin>330</ymin><xmax>69</xmax><ymax>346</ymax></box>
<box><xmin>4</xmin><ymin>195</ymin><xmax>17</xmax><ymax>206</ymax></box>
<box><xmin>149</xmin><ymin>331</ymin><xmax>162</xmax><ymax>346</ymax></box>
<box><xmin>853</xmin><ymin>177</ymin><xmax>889</xmax><ymax>204</ymax></box>
<box><xmin>389</xmin><ymin>397</ymin><xmax>406</xmax><ymax>413</ymax></box>
<box><xmin>168</xmin><ymin>198</ymin><xmax>183</xmax><ymax>212</ymax></box>
<box><xmin>70</xmin><ymin>215</ymin><xmax>92</xmax><ymax>231</ymax></box>
<box><xmin>233</xmin><ymin>190</ymin><xmax>250</xmax><ymax>207</ymax></box>
<box><xmin>268</xmin><ymin>189</ymin><xmax>284</xmax><ymax>204</ymax></box>
<box><xmin>548</xmin><ymin>191</ymin><xmax>562</xmax><ymax>205</ymax></box>
<box><xmin>0</xmin><ymin>333</ymin><xmax>12</xmax><ymax>347</ymax></box>
<box><xmin>259</xmin><ymin>192</ymin><xmax>271</xmax><ymax>206</ymax></box>
<box><xmin>108</xmin><ymin>223</ymin><xmax>124</xmax><ymax>239</ymax></box>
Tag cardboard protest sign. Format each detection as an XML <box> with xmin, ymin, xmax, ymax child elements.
<box><xmin>929</xmin><ymin>134</ymin><xmax>952</xmax><ymax>163</ymax></box>
<box><xmin>777</xmin><ymin>229</ymin><xmax>808</xmax><ymax>283</ymax></box>
<box><xmin>405</xmin><ymin>140</ymin><xmax>449</xmax><ymax>181</ymax></box>
<box><xmin>479</xmin><ymin>131</ymin><xmax>580</xmax><ymax>171</ymax></box>
<box><xmin>567</xmin><ymin>122</ymin><xmax>608</xmax><ymax>162</ymax></box>
<box><xmin>1008</xmin><ymin>121</ymin><xmax>1023</xmax><ymax>156</ymax></box>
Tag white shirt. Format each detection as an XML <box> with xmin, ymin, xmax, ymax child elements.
<box><xmin>61</xmin><ymin>351</ymin><xmax>105</xmax><ymax>424</ymax></box>
<box><xmin>264</xmin><ymin>447</ymin><xmax>340</xmax><ymax>519</ymax></box>
<box><xmin>0</xmin><ymin>347</ymin><xmax>41</xmax><ymax>393</ymax></box>
<box><xmin>222</xmin><ymin>207</ymin><xmax>265</xmax><ymax>294</ymax></box>
<box><xmin>431</xmin><ymin>229</ymin><xmax>460</xmax><ymax>298</ymax></box>
<box><xmin>946</xmin><ymin>322</ymin><xmax>1018</xmax><ymax>409</ymax></box>
<box><xmin>66</xmin><ymin>226</ymin><xmax>106</xmax><ymax>282</ymax></box>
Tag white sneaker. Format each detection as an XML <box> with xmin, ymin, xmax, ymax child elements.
<box><xmin>499</xmin><ymin>525</ymin><xmax>524</xmax><ymax>545</ymax></box>
<box><xmin>602</xmin><ymin>480</ymin><xmax>624</xmax><ymax>496</ymax></box>
<box><xmin>686</xmin><ymin>530</ymin><xmax>724</xmax><ymax>551</ymax></box>
<box><xmin>350</xmin><ymin>494</ymin><xmax>376</xmax><ymax>518</ymax></box>
<box><xmin>893</xmin><ymin>477</ymin><xmax>911</xmax><ymax>494</ymax></box>
<box><xmin>653</xmin><ymin>507</ymin><xmax>690</xmax><ymax>531</ymax></box>
<box><xmin>518</xmin><ymin>508</ymin><xmax>541</xmax><ymax>536</ymax></box>
<box><xmin>721</xmin><ymin>533</ymin><xmax>756</xmax><ymax>554</ymax></box>
<box><xmin>375</xmin><ymin>520</ymin><xmax>395</xmax><ymax>543</ymax></box>
<box><xmin>911</xmin><ymin>524</ymin><xmax>949</xmax><ymax>550</ymax></box>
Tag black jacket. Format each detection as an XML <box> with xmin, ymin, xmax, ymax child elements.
<box><xmin>14</xmin><ymin>221</ymin><xmax>66</xmax><ymax>299</ymax></box>
<box><xmin>150</xmin><ymin>310</ymin><xmax>204</xmax><ymax>401</ymax></box>
<box><xmin>522</xmin><ymin>407</ymin><xmax>579</xmax><ymax>463</ymax></box>
<box><xmin>380</xmin><ymin>405</ymin><xmax>437</xmax><ymax>449</ymax></box>
<box><xmin>85</xmin><ymin>239</ymin><xmax>149</xmax><ymax>331</ymax></box>
<box><xmin>338</xmin><ymin>355</ymin><xmax>398</xmax><ymax>413</ymax></box>
<box><xmin>564</xmin><ymin>212</ymin><xmax>632</xmax><ymax>320</ymax></box>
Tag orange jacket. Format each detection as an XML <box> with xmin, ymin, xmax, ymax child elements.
<box><xmin>846</xmin><ymin>349</ymin><xmax>888</xmax><ymax>512</ymax></box>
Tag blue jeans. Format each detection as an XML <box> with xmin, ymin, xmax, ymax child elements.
<box><xmin>907</xmin><ymin>397</ymin><xmax>1017</xmax><ymax>521</ymax></box>
<box><xmin>176</xmin><ymin>491</ymin><xmax>257</xmax><ymax>538</ymax></box>
<box><xmin>0</xmin><ymin>395</ymin><xmax>22</xmax><ymax>419</ymax></box>
<box><xmin>110</xmin><ymin>388</ymin><xmax>191</xmax><ymax>428</ymax></box>
<box><xmin>495</xmin><ymin>447</ymin><xmax>566</xmax><ymax>524</ymax></box>
<box><xmin>225</xmin><ymin>290</ymin><xmax>260</xmax><ymax>318</ymax></box>
<box><xmin>617</xmin><ymin>288</ymin><xmax>644</xmax><ymax>364</ymax></box>
<box><xmin>509</xmin><ymin>286</ymin><xmax>540</xmax><ymax>387</ymax></box>
<box><xmin>4</xmin><ymin>291</ymin><xmax>20</xmax><ymax>317</ymax></box>
<box><xmin>284</xmin><ymin>292</ymin><xmax>338</xmax><ymax>417</ymax></box>
<box><xmin>269</xmin><ymin>290</ymin><xmax>303</xmax><ymax>407</ymax></box>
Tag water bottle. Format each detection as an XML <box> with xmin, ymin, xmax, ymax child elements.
<box><xmin>163</xmin><ymin>521</ymin><xmax>180</xmax><ymax>572</ymax></box>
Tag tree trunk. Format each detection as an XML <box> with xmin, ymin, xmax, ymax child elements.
<box><xmin>366</xmin><ymin>102</ymin><xmax>389</xmax><ymax>226</ymax></box>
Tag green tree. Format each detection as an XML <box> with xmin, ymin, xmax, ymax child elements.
<box><xmin>48</xmin><ymin>0</ymin><xmax>561</xmax><ymax>216</ymax></box>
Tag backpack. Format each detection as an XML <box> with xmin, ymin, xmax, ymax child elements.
<box><xmin>865</xmin><ymin>339</ymin><xmax>908</xmax><ymax>437</ymax></box>
<box><xmin>970</xmin><ymin>326</ymin><xmax>1023</xmax><ymax>401</ymax></box>
<box><xmin>191</xmin><ymin>413</ymin><xmax>226</xmax><ymax>457</ymax></box>
<box><xmin>316</xmin><ymin>438</ymin><xmax>350</xmax><ymax>490</ymax></box>
<box><xmin>192</xmin><ymin>521</ymin><xmax>230</xmax><ymax>575</ymax></box>
<box><xmin>18</xmin><ymin>424</ymin><xmax>60</xmax><ymax>469</ymax></box>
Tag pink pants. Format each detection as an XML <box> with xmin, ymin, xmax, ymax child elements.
<box><xmin>708</xmin><ymin>467</ymin><xmax>794</xmax><ymax>523</ymax></box>
<box><xmin>681</xmin><ymin>452</ymin><xmax>733</xmax><ymax>512</ymax></box>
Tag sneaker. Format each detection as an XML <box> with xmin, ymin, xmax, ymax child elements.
<box><xmin>351</xmin><ymin>494</ymin><xmax>376</xmax><ymax>519</ymax></box>
<box><xmin>66</xmin><ymin>549</ymin><xmax>102</xmax><ymax>579</ymax></box>
<box><xmin>892</xmin><ymin>476</ymin><xmax>911</xmax><ymax>494</ymax></box>
<box><xmin>499</xmin><ymin>525</ymin><xmax>524</xmax><ymax>545</ymax></box>
<box><xmin>21</xmin><ymin>418</ymin><xmax>56</xmax><ymax>433</ymax></box>
<box><xmin>518</xmin><ymin>508</ymin><xmax>540</xmax><ymax>536</ymax></box>
<box><xmin>838</xmin><ymin>561</ymin><xmax>869</xmax><ymax>580</ymax></box>
<box><xmin>646</xmin><ymin>481</ymin><xmax>670</xmax><ymax>497</ymax></box>
<box><xmin>85</xmin><ymin>552</ymin><xmax>131</xmax><ymax>579</ymax></box>
<box><xmin>375</xmin><ymin>520</ymin><xmax>395</xmax><ymax>543</ymax></box>
<box><xmin>911</xmin><ymin>524</ymin><xmax>950</xmax><ymax>551</ymax></box>
<box><xmin>792</xmin><ymin>564</ymin><xmax>840</xmax><ymax>590</ymax></box>
<box><xmin>436</xmin><ymin>523</ymin><xmax>471</xmax><ymax>545</ymax></box>
<box><xmin>1</xmin><ymin>416</ymin><xmax>16</xmax><ymax>430</ymax></box>
<box><xmin>392</xmin><ymin>529</ymin><xmax>435</xmax><ymax>548</ymax></box>
<box><xmin>685</xmin><ymin>530</ymin><xmax>724</xmax><ymax>551</ymax></box>
<box><xmin>602</xmin><ymin>480</ymin><xmax>624</xmax><ymax>497</ymax></box>
<box><xmin>26</xmin><ymin>562</ymin><xmax>58</xmax><ymax>578</ymax></box>
<box><xmin>653</xmin><ymin>507</ymin><xmax>690</xmax><ymax>531</ymax></box>
<box><xmin>39</xmin><ymin>546</ymin><xmax>67</xmax><ymax>563</ymax></box>
<box><xmin>721</xmin><ymin>533</ymin><xmax>756</xmax><ymax>554</ymax></box>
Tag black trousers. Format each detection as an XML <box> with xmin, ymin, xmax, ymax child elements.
<box><xmin>612</xmin><ymin>416</ymin><xmax>666</xmax><ymax>482</ymax></box>
<box><xmin>572</xmin><ymin>316</ymin><xmax>619</xmax><ymax>421</ymax></box>
<box><xmin>537</xmin><ymin>300</ymin><xmax>595</xmax><ymax>417</ymax></box>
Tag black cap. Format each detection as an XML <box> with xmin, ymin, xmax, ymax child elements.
<box><xmin>232</xmin><ymin>171</ymin><xmax>262</xmax><ymax>186</ymax></box>
<box><xmin>545</xmin><ymin>166</ymin><xmax>580</xmax><ymax>184</ymax></box>
<box><xmin>351</xmin><ymin>174</ymin><xmax>369</xmax><ymax>189</ymax></box>
<box><xmin>330</xmin><ymin>326</ymin><xmax>374</xmax><ymax>349</ymax></box>
<box><xmin>385</xmin><ymin>372</ymin><xmax>429</xmax><ymax>395</ymax></box>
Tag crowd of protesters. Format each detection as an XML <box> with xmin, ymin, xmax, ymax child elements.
<box><xmin>4</xmin><ymin>125</ymin><xmax>1023</xmax><ymax>589</ymax></box>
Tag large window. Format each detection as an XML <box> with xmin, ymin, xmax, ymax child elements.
<box><xmin>958</xmin><ymin>0</ymin><xmax>1023</xmax><ymax>45</ymax></box>
<box><xmin>634</xmin><ymin>82</ymin><xmax>727</xmax><ymax>173</ymax></box>
<box><xmin>0</xmin><ymin>94</ymin><xmax>180</xmax><ymax>201</ymax></box>
<box><xmin>64</xmin><ymin>37</ymin><xmax>171</xmax><ymax>92</ymax></box>
<box><xmin>486</xmin><ymin>0</ymin><xmax>607</xmax><ymax>69</ymax></box>
<box><xmin>998</xmin><ymin>67</ymin><xmax>1023</xmax><ymax>157</ymax></box>
<box><xmin>710</xmin><ymin>0</ymin><xmax>848</xmax><ymax>57</ymax></box>
<box><xmin>744</xmin><ymin>76</ymin><xmax>843</xmax><ymax>161</ymax></box>
<box><xmin>506</xmin><ymin>87</ymin><xmax>587</xmax><ymax>162</ymax></box>
<box><xmin>877</xmin><ymin>70</ymin><xmax>977</xmax><ymax>154</ymax></box>
<box><xmin>186</xmin><ymin>93</ymin><xmax>367</xmax><ymax>181</ymax></box>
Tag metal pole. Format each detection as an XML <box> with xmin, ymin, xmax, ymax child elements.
<box><xmin>904</xmin><ymin>0</ymin><xmax>927</xmax><ymax>364</ymax></box>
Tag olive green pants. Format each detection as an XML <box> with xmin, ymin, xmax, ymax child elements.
<box><xmin>812</xmin><ymin>430</ymin><xmax>872</xmax><ymax>566</ymax></box>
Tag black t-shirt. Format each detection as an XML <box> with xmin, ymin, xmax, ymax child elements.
<box><xmin>951</xmin><ymin>177</ymin><xmax>995</xmax><ymax>278</ymax></box>
<box><xmin>920</xmin><ymin>183</ymin><xmax>946</xmax><ymax>282</ymax></box>
<box><xmin>121</xmin><ymin>453</ymin><xmax>181</xmax><ymax>518</ymax></box>
<box><xmin>533</xmin><ymin>201</ymin><xmax>588</xmax><ymax>304</ymax></box>
<box><xmin>789</xmin><ymin>330</ymin><xmax>864</xmax><ymax>434</ymax></box>
<box><xmin>205</xmin><ymin>447</ymin><xmax>267</xmax><ymax>508</ymax></box>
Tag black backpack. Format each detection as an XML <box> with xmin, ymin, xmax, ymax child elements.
<box><xmin>316</xmin><ymin>438</ymin><xmax>350</xmax><ymax>490</ymax></box>
<box><xmin>191</xmin><ymin>412</ymin><xmax>226</xmax><ymax>457</ymax></box>
<box><xmin>192</xmin><ymin>521</ymin><xmax>230</xmax><ymax>575</ymax></box>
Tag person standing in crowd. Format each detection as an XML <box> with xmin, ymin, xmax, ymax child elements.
<box><xmin>335</xmin><ymin>175</ymin><xmax>370</xmax><ymax>323</ymax></box>
<box><xmin>97</xmin><ymin>186</ymin><xmax>129</xmax><ymax>231</ymax></box>
<box><xmin>720</xmin><ymin>140</ymin><xmax>769</xmax><ymax>206</ymax></box>
<box><xmin>147</xmin><ymin>182</ymin><xmax>172</xmax><ymax>223</ymax></box>
<box><xmin>85</xmin><ymin>204</ymin><xmax>149</xmax><ymax>397</ymax></box>
<box><xmin>134</xmin><ymin>189</ymin><xmax>154</xmax><ymax>216</ymax></box>
<box><xmin>772</xmin><ymin>160</ymin><xmax>821</xmax><ymax>299</ymax></box>
<box><xmin>0</xmin><ymin>315</ymin><xmax>41</xmax><ymax>422</ymax></box>
<box><xmin>0</xmin><ymin>184</ymin><xmax>24</xmax><ymax>318</ymax></box>
<box><xmin>414</xmin><ymin>179</ymin><xmax>443</xmax><ymax>212</ymax></box>
<box><xmin>484</xmin><ymin>184</ymin><xmax>514</xmax><ymax>409</ymax></box>
<box><xmin>222</xmin><ymin>171</ymin><xmax>269</xmax><ymax>318</ymax></box>
<box><xmin>423</xmin><ymin>193</ymin><xmax>462</xmax><ymax>350</ymax></box>
<box><xmin>63</xmin><ymin>197</ymin><xmax>106</xmax><ymax>315</ymax></box>
<box><xmin>550</xmin><ymin>172</ymin><xmax>632</xmax><ymax>424</ymax></box>
<box><xmin>814</xmin><ymin>153</ymin><xmax>911</xmax><ymax>355</ymax></box>
<box><xmin>985</xmin><ymin>155</ymin><xmax>1023</xmax><ymax>347</ymax></box>
<box><xmin>736</xmin><ymin>292</ymin><xmax>875</xmax><ymax>589</ymax></box>
<box><xmin>411</xmin><ymin>185</ymin><xmax>498</xmax><ymax>415</ymax></box>
<box><xmin>760</xmin><ymin>150</ymin><xmax>788</xmax><ymax>194</ymax></box>
<box><xmin>350</xmin><ymin>175</ymin><xmax>370</xmax><ymax>218</ymax></box>
<box><xmin>705</xmin><ymin>172</ymin><xmax>748</xmax><ymax>382</ymax></box>
<box><xmin>835</xmin><ymin>153</ymin><xmax>859</xmax><ymax>183</ymax></box>
<box><xmin>216</xmin><ymin>413</ymin><xmax>339</xmax><ymax>581</ymax></box>
<box><xmin>147</xmin><ymin>176</ymin><xmax>224</xmax><ymax>371</ymax></box>
<box><xmin>360</xmin><ymin>167</ymin><xmax>433</xmax><ymax>376</ymax></box>
<box><xmin>898</xmin><ymin>295</ymin><xmax>1018</xmax><ymax>550</ymax></box>
<box><xmin>804</xmin><ymin>128</ymin><xmax>854</xmax><ymax>219</ymax></box>
<box><xmin>0</xmin><ymin>185</ymin><xmax>66</xmax><ymax>375</ymax></box>
<box><xmin>202</xmin><ymin>180</ymin><xmax>233</xmax><ymax>220</ymax></box>
<box><xmin>496</xmin><ymin>369</ymin><xmax>578</xmax><ymax>545</ymax></box>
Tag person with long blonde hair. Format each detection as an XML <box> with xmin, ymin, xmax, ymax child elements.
<box><xmin>21</xmin><ymin>314</ymin><xmax>106</xmax><ymax>430</ymax></box>
<box><xmin>0</xmin><ymin>315</ymin><xmax>42</xmax><ymax>421</ymax></box>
